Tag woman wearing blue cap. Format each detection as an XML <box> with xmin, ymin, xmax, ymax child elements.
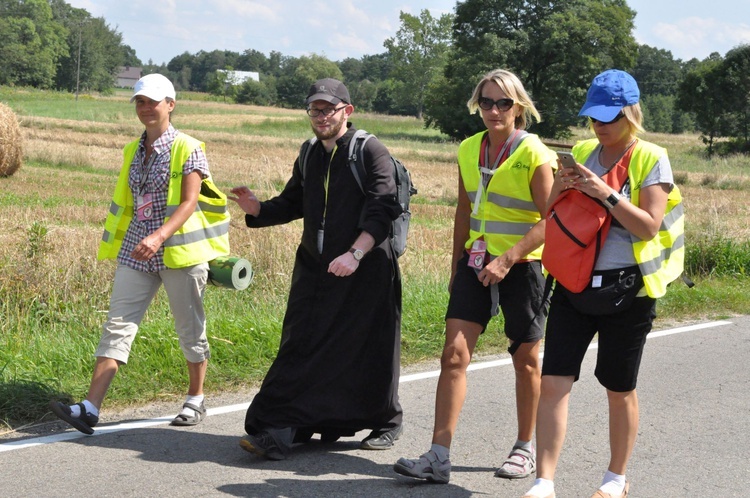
<box><xmin>522</xmin><ymin>70</ymin><xmax>684</xmax><ymax>498</ymax></box>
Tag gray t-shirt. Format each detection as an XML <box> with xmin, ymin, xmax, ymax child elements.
<box><xmin>583</xmin><ymin>144</ymin><xmax>674</xmax><ymax>270</ymax></box>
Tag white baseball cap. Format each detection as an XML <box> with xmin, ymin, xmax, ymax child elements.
<box><xmin>130</xmin><ymin>73</ymin><xmax>176</xmax><ymax>103</ymax></box>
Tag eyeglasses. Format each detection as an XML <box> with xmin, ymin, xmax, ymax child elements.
<box><xmin>478</xmin><ymin>97</ymin><xmax>514</xmax><ymax>112</ymax></box>
<box><xmin>306</xmin><ymin>106</ymin><xmax>346</xmax><ymax>118</ymax></box>
<box><xmin>590</xmin><ymin>113</ymin><xmax>626</xmax><ymax>125</ymax></box>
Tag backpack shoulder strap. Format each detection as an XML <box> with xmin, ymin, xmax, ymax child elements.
<box><xmin>297</xmin><ymin>137</ymin><xmax>318</xmax><ymax>185</ymax></box>
<box><xmin>348</xmin><ymin>129</ymin><xmax>372</xmax><ymax>194</ymax></box>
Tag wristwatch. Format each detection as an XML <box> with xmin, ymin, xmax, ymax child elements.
<box><xmin>603</xmin><ymin>192</ymin><xmax>621</xmax><ymax>209</ymax></box>
<box><xmin>349</xmin><ymin>248</ymin><xmax>365</xmax><ymax>261</ymax></box>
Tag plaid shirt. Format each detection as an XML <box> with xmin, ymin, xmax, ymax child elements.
<box><xmin>117</xmin><ymin>125</ymin><xmax>209</xmax><ymax>273</ymax></box>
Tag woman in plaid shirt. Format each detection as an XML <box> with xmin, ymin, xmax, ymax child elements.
<box><xmin>50</xmin><ymin>74</ymin><xmax>226</xmax><ymax>433</ymax></box>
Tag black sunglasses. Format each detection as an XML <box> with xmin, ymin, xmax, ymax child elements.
<box><xmin>590</xmin><ymin>113</ymin><xmax>626</xmax><ymax>125</ymax></box>
<box><xmin>478</xmin><ymin>97</ymin><xmax>514</xmax><ymax>112</ymax></box>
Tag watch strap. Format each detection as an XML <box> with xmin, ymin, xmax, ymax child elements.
<box><xmin>603</xmin><ymin>192</ymin><xmax>621</xmax><ymax>209</ymax></box>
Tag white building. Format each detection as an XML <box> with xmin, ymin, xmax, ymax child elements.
<box><xmin>116</xmin><ymin>66</ymin><xmax>142</xmax><ymax>88</ymax></box>
<box><xmin>217</xmin><ymin>70</ymin><xmax>260</xmax><ymax>85</ymax></box>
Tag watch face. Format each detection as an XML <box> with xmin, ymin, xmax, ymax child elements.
<box><xmin>351</xmin><ymin>249</ymin><xmax>364</xmax><ymax>260</ymax></box>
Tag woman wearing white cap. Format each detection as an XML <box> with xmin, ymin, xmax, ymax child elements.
<box><xmin>522</xmin><ymin>70</ymin><xmax>684</xmax><ymax>498</ymax></box>
<box><xmin>49</xmin><ymin>74</ymin><xmax>230</xmax><ymax>433</ymax></box>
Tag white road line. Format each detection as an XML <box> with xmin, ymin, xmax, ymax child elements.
<box><xmin>0</xmin><ymin>319</ymin><xmax>733</xmax><ymax>453</ymax></box>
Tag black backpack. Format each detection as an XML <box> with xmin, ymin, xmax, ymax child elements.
<box><xmin>298</xmin><ymin>129</ymin><xmax>417</xmax><ymax>257</ymax></box>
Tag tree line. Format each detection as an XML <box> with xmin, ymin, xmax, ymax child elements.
<box><xmin>1</xmin><ymin>0</ymin><xmax>748</xmax><ymax>154</ymax></box>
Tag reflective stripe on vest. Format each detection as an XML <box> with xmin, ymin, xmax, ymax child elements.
<box><xmin>97</xmin><ymin>140</ymin><xmax>138</xmax><ymax>260</ymax></box>
<box><xmin>458</xmin><ymin>131</ymin><xmax>556</xmax><ymax>259</ymax></box>
<box><xmin>573</xmin><ymin>138</ymin><xmax>684</xmax><ymax>298</ymax></box>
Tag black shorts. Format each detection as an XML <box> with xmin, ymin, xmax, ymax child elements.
<box><xmin>445</xmin><ymin>254</ymin><xmax>547</xmax><ymax>344</ymax></box>
<box><xmin>541</xmin><ymin>284</ymin><xmax>657</xmax><ymax>392</ymax></box>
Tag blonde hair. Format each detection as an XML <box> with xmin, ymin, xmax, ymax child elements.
<box><xmin>623</xmin><ymin>103</ymin><xmax>644</xmax><ymax>134</ymax></box>
<box><xmin>588</xmin><ymin>103</ymin><xmax>644</xmax><ymax>135</ymax></box>
<box><xmin>467</xmin><ymin>69</ymin><xmax>541</xmax><ymax>129</ymax></box>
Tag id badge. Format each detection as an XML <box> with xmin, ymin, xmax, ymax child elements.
<box><xmin>136</xmin><ymin>193</ymin><xmax>154</xmax><ymax>221</ymax></box>
<box><xmin>467</xmin><ymin>239</ymin><xmax>487</xmax><ymax>269</ymax></box>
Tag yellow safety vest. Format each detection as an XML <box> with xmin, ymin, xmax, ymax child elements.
<box><xmin>573</xmin><ymin>139</ymin><xmax>684</xmax><ymax>298</ymax></box>
<box><xmin>98</xmin><ymin>133</ymin><xmax>230</xmax><ymax>268</ymax></box>
<box><xmin>458</xmin><ymin>131</ymin><xmax>556</xmax><ymax>259</ymax></box>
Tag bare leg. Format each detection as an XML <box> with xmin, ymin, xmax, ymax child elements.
<box><xmin>535</xmin><ymin>375</ymin><xmax>575</xmax><ymax>481</ymax></box>
<box><xmin>186</xmin><ymin>359</ymin><xmax>208</xmax><ymax>396</ymax></box>
<box><xmin>606</xmin><ymin>388</ymin><xmax>639</xmax><ymax>475</ymax></box>
<box><xmin>511</xmin><ymin>340</ymin><xmax>541</xmax><ymax>442</ymax></box>
<box><xmin>84</xmin><ymin>357</ymin><xmax>123</xmax><ymax>411</ymax></box>
<box><xmin>431</xmin><ymin>319</ymin><xmax>483</xmax><ymax>447</ymax></box>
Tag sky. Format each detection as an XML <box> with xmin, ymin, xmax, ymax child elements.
<box><xmin>66</xmin><ymin>0</ymin><xmax>750</xmax><ymax>65</ymax></box>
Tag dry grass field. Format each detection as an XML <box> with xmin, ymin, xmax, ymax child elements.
<box><xmin>9</xmin><ymin>100</ymin><xmax>750</xmax><ymax>286</ymax></box>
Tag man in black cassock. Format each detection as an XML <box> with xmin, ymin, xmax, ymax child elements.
<box><xmin>228</xmin><ymin>78</ymin><xmax>403</xmax><ymax>460</ymax></box>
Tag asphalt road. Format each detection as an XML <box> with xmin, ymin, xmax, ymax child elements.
<box><xmin>1</xmin><ymin>317</ymin><xmax>748</xmax><ymax>497</ymax></box>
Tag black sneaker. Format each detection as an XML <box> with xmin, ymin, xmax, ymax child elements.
<box><xmin>49</xmin><ymin>401</ymin><xmax>98</xmax><ymax>435</ymax></box>
<box><xmin>239</xmin><ymin>432</ymin><xmax>287</xmax><ymax>460</ymax></box>
<box><xmin>360</xmin><ymin>424</ymin><xmax>403</xmax><ymax>450</ymax></box>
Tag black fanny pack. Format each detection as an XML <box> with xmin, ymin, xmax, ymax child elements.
<box><xmin>560</xmin><ymin>266</ymin><xmax>643</xmax><ymax>316</ymax></box>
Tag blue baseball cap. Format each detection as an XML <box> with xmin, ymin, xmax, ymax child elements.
<box><xmin>578</xmin><ymin>69</ymin><xmax>640</xmax><ymax>122</ymax></box>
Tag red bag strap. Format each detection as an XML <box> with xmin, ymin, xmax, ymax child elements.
<box><xmin>601</xmin><ymin>140</ymin><xmax>636</xmax><ymax>192</ymax></box>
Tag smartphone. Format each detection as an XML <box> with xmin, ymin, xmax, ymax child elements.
<box><xmin>556</xmin><ymin>151</ymin><xmax>583</xmax><ymax>175</ymax></box>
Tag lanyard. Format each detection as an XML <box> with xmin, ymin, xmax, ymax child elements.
<box><xmin>321</xmin><ymin>145</ymin><xmax>337</xmax><ymax>227</ymax></box>
<box><xmin>138</xmin><ymin>144</ymin><xmax>158</xmax><ymax>196</ymax></box>
<box><xmin>473</xmin><ymin>129</ymin><xmax>518</xmax><ymax>216</ymax></box>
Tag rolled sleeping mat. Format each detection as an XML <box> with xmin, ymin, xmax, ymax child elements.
<box><xmin>208</xmin><ymin>256</ymin><xmax>254</xmax><ymax>290</ymax></box>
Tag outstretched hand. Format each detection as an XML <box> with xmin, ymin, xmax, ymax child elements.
<box><xmin>228</xmin><ymin>186</ymin><xmax>261</xmax><ymax>216</ymax></box>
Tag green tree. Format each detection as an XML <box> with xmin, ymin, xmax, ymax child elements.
<box><xmin>0</xmin><ymin>0</ymin><xmax>67</xmax><ymax>88</ymax></box>
<box><xmin>383</xmin><ymin>9</ymin><xmax>454</xmax><ymax>118</ymax></box>
<box><xmin>235</xmin><ymin>76</ymin><xmax>278</xmax><ymax>106</ymax></box>
<box><xmin>632</xmin><ymin>45</ymin><xmax>682</xmax><ymax>97</ymax></box>
<box><xmin>641</xmin><ymin>94</ymin><xmax>674</xmax><ymax>133</ymax></box>
<box><xmin>425</xmin><ymin>0</ymin><xmax>638</xmax><ymax>140</ymax></box>
<box><xmin>206</xmin><ymin>68</ymin><xmax>236</xmax><ymax>102</ymax></box>
<box><xmin>267</xmin><ymin>51</ymin><xmax>283</xmax><ymax>77</ymax></box>
<box><xmin>48</xmin><ymin>0</ymin><xmax>135</xmax><ymax>93</ymax></box>
<box><xmin>275</xmin><ymin>54</ymin><xmax>343</xmax><ymax>108</ymax></box>
<box><xmin>721</xmin><ymin>44</ymin><xmax>750</xmax><ymax>151</ymax></box>
<box><xmin>54</xmin><ymin>16</ymin><xmax>128</xmax><ymax>93</ymax></box>
<box><xmin>190</xmin><ymin>50</ymin><xmax>240</xmax><ymax>91</ymax></box>
<box><xmin>236</xmin><ymin>49</ymin><xmax>269</xmax><ymax>73</ymax></box>
<box><xmin>632</xmin><ymin>44</ymin><xmax>694</xmax><ymax>133</ymax></box>
<box><xmin>360</xmin><ymin>53</ymin><xmax>393</xmax><ymax>81</ymax></box>
<box><xmin>338</xmin><ymin>57</ymin><xmax>365</xmax><ymax>82</ymax></box>
<box><xmin>120</xmin><ymin>44</ymin><xmax>141</xmax><ymax>67</ymax></box>
<box><xmin>677</xmin><ymin>53</ymin><xmax>726</xmax><ymax>156</ymax></box>
<box><xmin>346</xmin><ymin>79</ymin><xmax>378</xmax><ymax>111</ymax></box>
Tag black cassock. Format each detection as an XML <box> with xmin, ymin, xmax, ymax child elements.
<box><xmin>244</xmin><ymin>124</ymin><xmax>403</xmax><ymax>439</ymax></box>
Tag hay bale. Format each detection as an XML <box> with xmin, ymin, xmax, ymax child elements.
<box><xmin>0</xmin><ymin>102</ymin><xmax>23</xmax><ymax>177</ymax></box>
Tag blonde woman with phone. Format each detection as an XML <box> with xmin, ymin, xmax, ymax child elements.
<box><xmin>523</xmin><ymin>69</ymin><xmax>684</xmax><ymax>498</ymax></box>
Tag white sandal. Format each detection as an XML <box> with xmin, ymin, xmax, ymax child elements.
<box><xmin>495</xmin><ymin>445</ymin><xmax>536</xmax><ymax>479</ymax></box>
